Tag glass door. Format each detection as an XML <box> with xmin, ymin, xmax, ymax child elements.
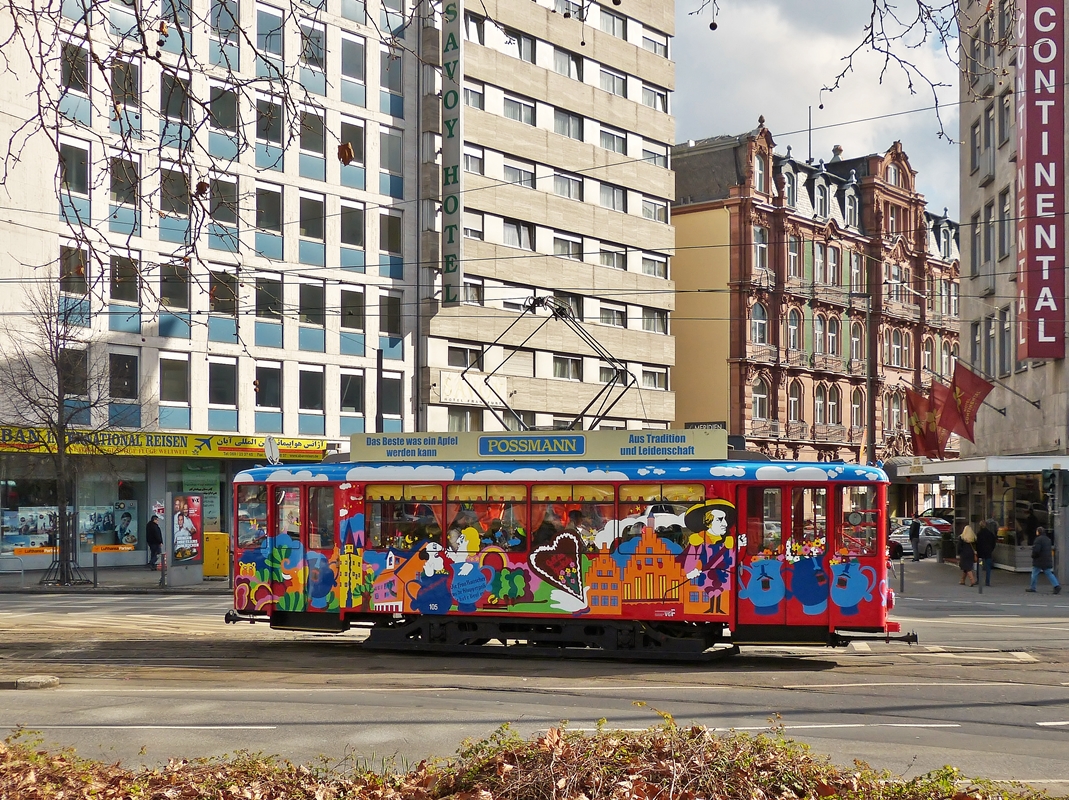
<box><xmin>786</xmin><ymin>486</ymin><xmax>829</xmax><ymax>626</ymax></box>
<box><xmin>737</xmin><ymin>485</ymin><xmax>787</xmax><ymax>625</ymax></box>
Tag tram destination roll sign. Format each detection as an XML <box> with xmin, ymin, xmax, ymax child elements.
<box><xmin>1016</xmin><ymin>1</ymin><xmax>1065</xmax><ymax>360</ymax></box>
<box><xmin>441</xmin><ymin>0</ymin><xmax>464</xmax><ymax>306</ymax></box>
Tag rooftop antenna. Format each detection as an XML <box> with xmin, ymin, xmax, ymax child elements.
<box><xmin>807</xmin><ymin>106</ymin><xmax>812</xmax><ymax>164</ymax></box>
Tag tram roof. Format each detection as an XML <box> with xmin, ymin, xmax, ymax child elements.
<box><xmin>234</xmin><ymin>460</ymin><xmax>889</xmax><ymax>485</ymax></box>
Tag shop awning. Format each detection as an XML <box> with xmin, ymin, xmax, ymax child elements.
<box><xmin>882</xmin><ymin>456</ymin><xmax>948</xmax><ymax>484</ymax></box>
<box><xmin>913</xmin><ymin>454</ymin><xmax>1069</xmax><ymax>477</ymax></box>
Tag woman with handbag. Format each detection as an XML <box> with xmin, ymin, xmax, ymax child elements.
<box><xmin>958</xmin><ymin>526</ymin><xmax>977</xmax><ymax>587</ymax></box>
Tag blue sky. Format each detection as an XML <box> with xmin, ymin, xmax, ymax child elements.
<box><xmin>672</xmin><ymin>0</ymin><xmax>961</xmax><ymax>218</ymax></box>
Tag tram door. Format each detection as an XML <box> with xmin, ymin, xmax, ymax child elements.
<box><xmin>785</xmin><ymin>487</ymin><xmax>829</xmax><ymax>628</ymax></box>
<box><xmin>736</xmin><ymin>485</ymin><xmax>787</xmax><ymax>626</ymax></box>
<box><xmin>271</xmin><ymin>485</ymin><xmax>305</xmax><ymax>609</ymax></box>
<box><xmin>304</xmin><ymin>485</ymin><xmax>337</xmax><ymax>611</ymax></box>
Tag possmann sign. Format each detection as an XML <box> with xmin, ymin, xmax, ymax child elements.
<box><xmin>1016</xmin><ymin>1</ymin><xmax>1065</xmax><ymax>360</ymax></box>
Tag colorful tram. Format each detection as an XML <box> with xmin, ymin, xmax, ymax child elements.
<box><xmin>225</xmin><ymin>458</ymin><xmax>908</xmax><ymax>656</ymax></box>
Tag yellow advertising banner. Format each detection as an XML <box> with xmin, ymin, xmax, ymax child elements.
<box><xmin>12</xmin><ymin>547</ymin><xmax>57</xmax><ymax>556</ymax></box>
<box><xmin>0</xmin><ymin>427</ymin><xmax>327</xmax><ymax>461</ymax></box>
<box><xmin>349</xmin><ymin>429</ymin><xmax>728</xmax><ymax>462</ymax></box>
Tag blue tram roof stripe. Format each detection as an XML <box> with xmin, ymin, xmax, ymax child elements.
<box><xmin>234</xmin><ymin>460</ymin><xmax>889</xmax><ymax>485</ymax></box>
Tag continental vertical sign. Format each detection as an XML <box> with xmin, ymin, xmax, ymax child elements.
<box><xmin>349</xmin><ymin>429</ymin><xmax>727</xmax><ymax>461</ymax></box>
<box><xmin>440</xmin><ymin>0</ymin><xmax>464</xmax><ymax>306</ymax></box>
<box><xmin>0</xmin><ymin>427</ymin><xmax>327</xmax><ymax>461</ymax></box>
<box><xmin>1016</xmin><ymin>1</ymin><xmax>1065</xmax><ymax>359</ymax></box>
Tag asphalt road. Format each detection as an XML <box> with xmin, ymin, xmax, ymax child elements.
<box><xmin>1</xmin><ymin>568</ymin><xmax>1067</xmax><ymax>790</ymax></box>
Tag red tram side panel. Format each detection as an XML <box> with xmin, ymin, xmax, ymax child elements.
<box><xmin>231</xmin><ymin>462</ymin><xmax>895</xmax><ymax>643</ymax></box>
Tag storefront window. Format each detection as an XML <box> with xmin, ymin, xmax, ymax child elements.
<box><xmin>0</xmin><ymin>456</ymin><xmax>68</xmax><ymax>553</ymax></box>
<box><xmin>76</xmin><ymin>458</ymin><xmax>147</xmax><ymax>554</ymax></box>
<box><xmin>167</xmin><ymin>460</ymin><xmax>225</xmax><ymax>532</ymax></box>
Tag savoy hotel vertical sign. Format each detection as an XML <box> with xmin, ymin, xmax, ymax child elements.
<box><xmin>1016</xmin><ymin>1</ymin><xmax>1065</xmax><ymax>359</ymax></box>
<box><xmin>441</xmin><ymin>0</ymin><xmax>464</xmax><ymax>306</ymax></box>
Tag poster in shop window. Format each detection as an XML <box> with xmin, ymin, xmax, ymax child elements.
<box><xmin>171</xmin><ymin>493</ymin><xmax>203</xmax><ymax>565</ymax></box>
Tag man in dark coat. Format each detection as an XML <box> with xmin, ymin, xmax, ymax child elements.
<box><xmin>976</xmin><ymin>519</ymin><xmax>997</xmax><ymax>587</ymax></box>
<box><xmin>1027</xmin><ymin>527</ymin><xmax>1061</xmax><ymax>594</ymax></box>
<box><xmin>146</xmin><ymin>514</ymin><xmax>163</xmax><ymax>571</ymax></box>
<box><xmin>908</xmin><ymin>517</ymin><xmax>921</xmax><ymax>561</ymax></box>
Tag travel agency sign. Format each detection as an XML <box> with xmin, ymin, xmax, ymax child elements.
<box><xmin>1016</xmin><ymin>1</ymin><xmax>1065</xmax><ymax>360</ymax></box>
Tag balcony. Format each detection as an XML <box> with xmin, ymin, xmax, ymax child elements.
<box><xmin>848</xmin><ymin>426</ymin><xmax>866</xmax><ymax>443</ymax></box>
<box><xmin>848</xmin><ymin>358</ymin><xmax>867</xmax><ymax>377</ymax></box>
<box><xmin>884</xmin><ymin>299</ymin><xmax>921</xmax><ymax>322</ymax></box>
<box><xmin>813</xmin><ymin>423</ymin><xmax>846</xmax><ymax>443</ymax></box>
<box><xmin>814</xmin><ymin>284</ymin><xmax>847</xmax><ymax>306</ymax></box>
<box><xmin>813</xmin><ymin>353</ymin><xmax>845</xmax><ymax>373</ymax></box>
<box><xmin>786</xmin><ymin>421</ymin><xmax>809</xmax><ymax>440</ymax></box>
<box><xmin>750</xmin><ymin>419</ymin><xmax>781</xmax><ymax>439</ymax></box>
<box><xmin>785</xmin><ymin>276</ymin><xmax>812</xmax><ymax>297</ymax></box>
<box><xmin>785</xmin><ymin>348</ymin><xmax>810</xmax><ymax>368</ymax></box>
<box><xmin>751</xmin><ymin>269</ymin><xmax>775</xmax><ymax>291</ymax></box>
<box><xmin>748</xmin><ymin>342</ymin><xmax>778</xmax><ymax>364</ymax></box>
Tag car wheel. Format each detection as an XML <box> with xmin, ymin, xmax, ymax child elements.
<box><xmin>924</xmin><ymin>544</ymin><xmax>933</xmax><ymax>559</ymax></box>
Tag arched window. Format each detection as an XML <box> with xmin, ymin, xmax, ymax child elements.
<box><xmin>941</xmin><ymin>342</ymin><xmax>952</xmax><ymax>375</ymax></box>
<box><xmin>787</xmin><ymin>309</ymin><xmax>801</xmax><ymax>350</ymax></box>
<box><xmin>891</xmin><ymin>329</ymin><xmax>902</xmax><ymax>366</ymax></box>
<box><xmin>903</xmin><ymin>332</ymin><xmax>912</xmax><ymax>368</ymax></box>
<box><xmin>952</xmin><ymin>343</ymin><xmax>959</xmax><ymax>364</ymax></box>
<box><xmin>788</xmin><ymin>380</ymin><xmax>803</xmax><ymax>422</ymax></box>
<box><xmin>924</xmin><ymin>338</ymin><xmax>935</xmax><ymax>372</ymax></box>
<box><xmin>750</xmin><ymin>303</ymin><xmax>768</xmax><ymax>344</ymax></box>
<box><xmin>828</xmin><ymin>385</ymin><xmax>841</xmax><ymax>425</ymax></box>
<box><xmin>785</xmin><ymin>172</ymin><xmax>796</xmax><ymax>206</ymax></box>
<box><xmin>827</xmin><ymin>316</ymin><xmax>840</xmax><ymax>356</ymax></box>
<box><xmin>887</xmin><ymin>164</ymin><xmax>899</xmax><ymax>186</ymax></box>
<box><xmin>828</xmin><ymin>248</ymin><xmax>841</xmax><ymax>285</ymax></box>
<box><xmin>814</xmin><ymin>243</ymin><xmax>826</xmax><ymax>283</ymax></box>
<box><xmin>817</xmin><ymin>185</ymin><xmax>829</xmax><ymax>217</ymax></box>
<box><xmin>851</xmin><ymin>388</ymin><xmax>864</xmax><ymax>428</ymax></box>
<box><xmin>851</xmin><ymin>322</ymin><xmax>864</xmax><ymax>361</ymax></box>
<box><xmin>815</xmin><ymin>385</ymin><xmax>826</xmax><ymax>424</ymax></box>
<box><xmin>891</xmin><ymin>393</ymin><xmax>902</xmax><ymax>430</ymax></box>
<box><xmin>752</xmin><ymin>378</ymin><xmax>769</xmax><ymax>420</ymax></box>
<box><xmin>846</xmin><ymin>195</ymin><xmax>858</xmax><ymax>227</ymax></box>
<box><xmin>814</xmin><ymin>315</ymin><xmax>825</xmax><ymax>354</ymax></box>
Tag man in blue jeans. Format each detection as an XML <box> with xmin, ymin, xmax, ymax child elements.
<box><xmin>1027</xmin><ymin>527</ymin><xmax>1061</xmax><ymax>594</ymax></box>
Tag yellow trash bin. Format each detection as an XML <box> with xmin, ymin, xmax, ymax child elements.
<box><xmin>202</xmin><ymin>532</ymin><xmax>230</xmax><ymax>578</ymax></box>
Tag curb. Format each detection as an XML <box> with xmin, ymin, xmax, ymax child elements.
<box><xmin>1</xmin><ymin>675</ymin><xmax>61</xmax><ymax>690</ymax></box>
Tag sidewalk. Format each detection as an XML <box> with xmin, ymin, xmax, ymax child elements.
<box><xmin>0</xmin><ymin>563</ymin><xmax>231</xmax><ymax>594</ymax></box>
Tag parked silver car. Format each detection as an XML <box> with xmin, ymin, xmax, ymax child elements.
<box><xmin>889</xmin><ymin>523</ymin><xmax>943</xmax><ymax>559</ymax></box>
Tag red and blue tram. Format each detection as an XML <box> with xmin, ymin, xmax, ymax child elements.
<box><xmin>226</xmin><ymin>458</ymin><xmax>907</xmax><ymax>655</ymax></box>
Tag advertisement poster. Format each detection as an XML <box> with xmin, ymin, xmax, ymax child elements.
<box><xmin>172</xmin><ymin>493</ymin><xmax>203</xmax><ymax>565</ymax></box>
<box><xmin>182</xmin><ymin>462</ymin><xmax>221</xmax><ymax>530</ymax></box>
<box><xmin>6</xmin><ymin>507</ymin><xmax>59</xmax><ymax>550</ymax></box>
<box><xmin>113</xmin><ymin>501</ymin><xmax>138</xmax><ymax>545</ymax></box>
<box><xmin>78</xmin><ymin>506</ymin><xmax>114</xmax><ymax>547</ymax></box>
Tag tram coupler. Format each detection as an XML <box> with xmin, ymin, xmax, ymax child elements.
<box><xmin>831</xmin><ymin>629</ymin><xmax>919</xmax><ymax>646</ymax></box>
<box><xmin>224</xmin><ymin>609</ymin><xmax>266</xmax><ymax>625</ymax></box>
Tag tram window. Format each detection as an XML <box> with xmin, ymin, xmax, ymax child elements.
<box><xmin>791</xmin><ymin>487</ymin><xmax>826</xmax><ymax>557</ymax></box>
<box><xmin>617</xmin><ymin>484</ymin><xmax>704</xmax><ymax>547</ymax></box>
<box><xmin>745</xmin><ymin>486</ymin><xmax>782</xmax><ymax>555</ymax></box>
<box><xmin>307</xmin><ymin>485</ymin><xmax>335</xmax><ymax>550</ymax></box>
<box><xmin>839</xmin><ymin>486</ymin><xmax>877</xmax><ymax>556</ymax></box>
<box><xmin>531</xmin><ymin>484</ymin><xmax>613</xmax><ymax>549</ymax></box>
<box><xmin>275</xmin><ymin>486</ymin><xmax>301</xmax><ymax>540</ymax></box>
<box><xmin>236</xmin><ymin>484</ymin><xmax>268</xmax><ymax>547</ymax></box>
<box><xmin>366</xmin><ymin>501</ymin><xmax>443</xmax><ymax>550</ymax></box>
<box><xmin>446</xmin><ymin>484</ymin><xmax>528</xmax><ymax>553</ymax></box>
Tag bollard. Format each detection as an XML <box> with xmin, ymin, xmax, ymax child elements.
<box><xmin>158</xmin><ymin>552</ymin><xmax>166</xmax><ymax>588</ymax></box>
<box><xmin>92</xmin><ymin>552</ymin><xmax>98</xmax><ymax>588</ymax></box>
<box><xmin>899</xmin><ymin>558</ymin><xmax>905</xmax><ymax>594</ymax></box>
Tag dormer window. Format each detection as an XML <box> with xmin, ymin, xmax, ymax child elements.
<box><xmin>784</xmin><ymin>172</ymin><xmax>796</xmax><ymax>206</ymax></box>
<box><xmin>846</xmin><ymin>194</ymin><xmax>858</xmax><ymax>227</ymax></box>
<box><xmin>886</xmin><ymin>164</ymin><xmax>899</xmax><ymax>186</ymax></box>
<box><xmin>754</xmin><ymin>153</ymin><xmax>766</xmax><ymax>193</ymax></box>
<box><xmin>816</xmin><ymin>185</ymin><xmax>828</xmax><ymax>218</ymax></box>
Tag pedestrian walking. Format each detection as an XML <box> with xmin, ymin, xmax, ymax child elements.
<box><xmin>1027</xmin><ymin>527</ymin><xmax>1062</xmax><ymax>594</ymax></box>
<box><xmin>146</xmin><ymin>514</ymin><xmax>163</xmax><ymax>571</ymax></box>
<box><xmin>958</xmin><ymin>525</ymin><xmax>977</xmax><ymax>586</ymax></box>
<box><xmin>976</xmin><ymin>518</ymin><xmax>997</xmax><ymax>587</ymax></box>
<box><xmin>909</xmin><ymin>516</ymin><xmax>922</xmax><ymax>561</ymax></box>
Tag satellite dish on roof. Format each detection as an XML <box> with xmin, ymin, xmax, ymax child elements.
<box><xmin>264</xmin><ymin>435</ymin><xmax>281</xmax><ymax>465</ymax></box>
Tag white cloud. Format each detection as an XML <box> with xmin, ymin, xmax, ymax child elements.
<box><xmin>464</xmin><ymin>467</ymin><xmax>630</xmax><ymax>481</ymax></box>
<box><xmin>710</xmin><ymin>466</ymin><xmax>746</xmax><ymax>477</ymax></box>
<box><xmin>755</xmin><ymin>466</ymin><xmax>834</xmax><ymax>482</ymax></box>
<box><xmin>344</xmin><ymin>465</ymin><xmax>457</xmax><ymax>481</ymax></box>
<box><xmin>264</xmin><ymin>469</ymin><xmax>331</xmax><ymax>482</ymax></box>
<box><xmin>675</xmin><ymin>0</ymin><xmax>959</xmax><ymax>216</ymax></box>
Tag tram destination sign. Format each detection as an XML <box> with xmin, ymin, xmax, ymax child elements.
<box><xmin>349</xmin><ymin>429</ymin><xmax>727</xmax><ymax>462</ymax></box>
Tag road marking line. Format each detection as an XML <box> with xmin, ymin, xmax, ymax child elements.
<box><xmin>925</xmin><ymin>645</ymin><xmax>946</xmax><ymax>651</ymax></box>
<box><xmin>784</xmin><ymin>682</ymin><xmax>1014</xmax><ymax>689</ymax></box>
<box><xmin>1013</xmin><ymin>652</ymin><xmax>1039</xmax><ymax>662</ymax></box>
<box><xmin>17</xmin><ymin>725</ymin><xmax>277</xmax><ymax>731</ymax></box>
<box><xmin>568</xmin><ymin>724</ymin><xmax>962</xmax><ymax>733</ymax></box>
<box><xmin>915</xmin><ymin>653</ymin><xmax>1037</xmax><ymax>662</ymax></box>
<box><xmin>851</xmin><ymin>642</ymin><xmax>871</xmax><ymax>652</ymax></box>
<box><xmin>1036</xmin><ymin>721</ymin><xmax>1069</xmax><ymax>727</ymax></box>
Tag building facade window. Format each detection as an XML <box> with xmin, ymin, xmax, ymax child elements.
<box><xmin>752</xmin><ymin>379</ymin><xmax>769</xmax><ymax>420</ymax></box>
<box><xmin>750</xmin><ymin>303</ymin><xmax>768</xmax><ymax>344</ymax></box>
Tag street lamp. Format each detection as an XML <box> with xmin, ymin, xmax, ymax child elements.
<box><xmin>849</xmin><ymin>292</ymin><xmax>876</xmax><ymax>465</ymax></box>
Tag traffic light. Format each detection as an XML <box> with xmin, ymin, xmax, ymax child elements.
<box><xmin>1042</xmin><ymin>469</ymin><xmax>1058</xmax><ymax>498</ymax></box>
